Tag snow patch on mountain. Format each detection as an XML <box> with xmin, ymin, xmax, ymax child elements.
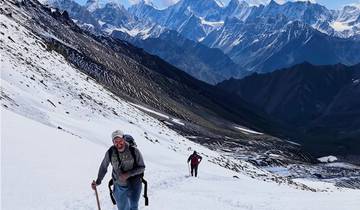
<box><xmin>234</xmin><ymin>126</ymin><xmax>264</xmax><ymax>135</ymax></box>
<box><xmin>131</xmin><ymin>103</ymin><xmax>171</xmax><ymax>119</ymax></box>
<box><xmin>318</xmin><ymin>156</ymin><xmax>338</xmax><ymax>163</ymax></box>
<box><xmin>84</xmin><ymin>0</ymin><xmax>123</xmax><ymax>12</ymax></box>
<box><xmin>330</xmin><ymin>21</ymin><xmax>353</xmax><ymax>32</ymax></box>
<box><xmin>105</xmin><ymin>25</ymin><xmax>151</xmax><ymax>37</ymax></box>
<box><xmin>199</xmin><ymin>16</ymin><xmax>224</xmax><ymax>27</ymax></box>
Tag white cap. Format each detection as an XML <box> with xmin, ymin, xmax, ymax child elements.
<box><xmin>111</xmin><ymin>130</ymin><xmax>124</xmax><ymax>141</ymax></box>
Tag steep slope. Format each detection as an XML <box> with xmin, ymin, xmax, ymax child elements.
<box><xmin>1</xmin><ymin>0</ymin><xmax>316</xmax><ymax>166</ymax></box>
<box><xmin>3</xmin><ymin>108</ymin><xmax>360</xmax><ymax>209</ymax></box>
<box><xmin>2</xmin><ymin>5</ymin><xmax>360</xmax><ymax>209</ymax></box>
<box><xmin>256</xmin><ymin>0</ymin><xmax>334</xmax><ymax>34</ymax></box>
<box><xmin>3</xmin><ymin>77</ymin><xmax>360</xmax><ymax>210</ymax></box>
<box><xmin>217</xmin><ymin>63</ymin><xmax>360</xmax><ymax>156</ymax></box>
<box><xmin>223</xmin><ymin>0</ymin><xmax>253</xmax><ymax>20</ymax></box>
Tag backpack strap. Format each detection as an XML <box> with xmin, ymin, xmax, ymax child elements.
<box><xmin>107</xmin><ymin>146</ymin><xmax>114</xmax><ymax>162</ymax></box>
<box><xmin>128</xmin><ymin>146</ymin><xmax>148</xmax><ymax>206</ymax></box>
<box><xmin>109</xmin><ymin>145</ymin><xmax>139</xmax><ymax>173</ymax></box>
<box><xmin>142</xmin><ymin>178</ymin><xmax>149</xmax><ymax>206</ymax></box>
<box><xmin>107</xmin><ymin>146</ymin><xmax>120</xmax><ymax>165</ymax></box>
<box><xmin>108</xmin><ymin>146</ymin><xmax>123</xmax><ymax>170</ymax></box>
<box><xmin>129</xmin><ymin>146</ymin><xmax>137</xmax><ymax>168</ymax></box>
<box><xmin>107</xmin><ymin>146</ymin><xmax>123</xmax><ymax>206</ymax></box>
<box><xmin>108</xmin><ymin>179</ymin><xmax>116</xmax><ymax>205</ymax></box>
<box><xmin>129</xmin><ymin>146</ymin><xmax>145</xmax><ymax>178</ymax></box>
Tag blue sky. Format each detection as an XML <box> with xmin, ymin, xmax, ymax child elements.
<box><xmin>275</xmin><ymin>0</ymin><xmax>360</xmax><ymax>9</ymax></box>
<box><xmin>75</xmin><ymin>0</ymin><xmax>360</xmax><ymax>10</ymax></box>
<box><xmin>315</xmin><ymin>0</ymin><xmax>360</xmax><ymax>9</ymax></box>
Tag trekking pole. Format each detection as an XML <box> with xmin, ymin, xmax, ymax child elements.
<box><xmin>188</xmin><ymin>163</ymin><xmax>191</xmax><ymax>176</ymax></box>
<box><xmin>93</xmin><ymin>180</ymin><xmax>102</xmax><ymax>210</ymax></box>
<box><xmin>142</xmin><ymin>178</ymin><xmax>149</xmax><ymax>206</ymax></box>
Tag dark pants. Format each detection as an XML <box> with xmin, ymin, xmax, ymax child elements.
<box><xmin>191</xmin><ymin>164</ymin><xmax>198</xmax><ymax>177</ymax></box>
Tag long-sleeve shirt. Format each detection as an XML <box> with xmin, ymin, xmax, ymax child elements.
<box><xmin>95</xmin><ymin>143</ymin><xmax>145</xmax><ymax>186</ymax></box>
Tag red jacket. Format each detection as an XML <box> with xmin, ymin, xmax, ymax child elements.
<box><xmin>188</xmin><ymin>153</ymin><xmax>202</xmax><ymax>165</ymax></box>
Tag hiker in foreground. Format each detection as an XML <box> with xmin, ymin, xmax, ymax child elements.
<box><xmin>187</xmin><ymin>151</ymin><xmax>202</xmax><ymax>177</ymax></box>
<box><xmin>91</xmin><ymin>130</ymin><xmax>145</xmax><ymax>210</ymax></box>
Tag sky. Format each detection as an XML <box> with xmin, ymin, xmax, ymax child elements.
<box><xmin>281</xmin><ymin>0</ymin><xmax>360</xmax><ymax>9</ymax></box>
<box><xmin>75</xmin><ymin>0</ymin><xmax>360</xmax><ymax>10</ymax></box>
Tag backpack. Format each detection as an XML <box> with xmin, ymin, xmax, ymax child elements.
<box><xmin>107</xmin><ymin>135</ymin><xmax>148</xmax><ymax>206</ymax></box>
<box><xmin>190</xmin><ymin>154</ymin><xmax>201</xmax><ymax>165</ymax></box>
<box><xmin>123</xmin><ymin>134</ymin><xmax>136</xmax><ymax>147</ymax></box>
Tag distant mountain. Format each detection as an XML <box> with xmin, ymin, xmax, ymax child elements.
<box><xmin>45</xmin><ymin>0</ymin><xmax>249</xmax><ymax>83</ymax></box>
<box><xmin>127</xmin><ymin>0</ymin><xmax>360</xmax><ymax>73</ymax></box>
<box><xmin>256</xmin><ymin>0</ymin><xmax>334</xmax><ymax>33</ymax></box>
<box><xmin>111</xmin><ymin>29</ymin><xmax>247</xmax><ymax>84</ymax></box>
<box><xmin>224</xmin><ymin>0</ymin><xmax>253</xmax><ymax>20</ymax></box>
<box><xmin>46</xmin><ymin>0</ymin><xmax>101</xmax><ymax>32</ymax></box>
<box><xmin>128</xmin><ymin>0</ymin><xmax>360</xmax><ymax>39</ymax></box>
<box><xmin>48</xmin><ymin>0</ymin><xmax>360</xmax><ymax>80</ymax></box>
<box><xmin>331</xmin><ymin>4</ymin><xmax>360</xmax><ymax>37</ymax></box>
<box><xmin>217</xmin><ymin>62</ymin><xmax>360</xmax><ymax>156</ymax></box>
<box><xmin>206</xmin><ymin>17</ymin><xmax>360</xmax><ymax>73</ymax></box>
<box><xmin>91</xmin><ymin>1</ymin><xmax>132</xmax><ymax>27</ymax></box>
<box><xmin>128</xmin><ymin>0</ymin><xmax>217</xmax><ymax>41</ymax></box>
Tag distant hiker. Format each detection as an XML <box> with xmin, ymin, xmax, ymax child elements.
<box><xmin>187</xmin><ymin>151</ymin><xmax>202</xmax><ymax>177</ymax></box>
<box><xmin>91</xmin><ymin>130</ymin><xmax>145</xmax><ymax>210</ymax></box>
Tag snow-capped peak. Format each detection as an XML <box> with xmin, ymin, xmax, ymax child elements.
<box><xmin>244</xmin><ymin>0</ymin><xmax>318</xmax><ymax>7</ymax></box>
<box><xmin>227</xmin><ymin>0</ymin><xmax>250</xmax><ymax>8</ymax></box>
<box><xmin>338</xmin><ymin>9</ymin><xmax>360</xmax><ymax>22</ymax></box>
<box><xmin>135</xmin><ymin>0</ymin><xmax>156</xmax><ymax>8</ymax></box>
<box><xmin>215</xmin><ymin>0</ymin><xmax>225</xmax><ymax>7</ymax></box>
<box><xmin>246</xmin><ymin>0</ymin><xmax>278</xmax><ymax>7</ymax></box>
<box><xmin>225</xmin><ymin>0</ymin><xmax>252</xmax><ymax>20</ymax></box>
<box><xmin>85</xmin><ymin>0</ymin><xmax>123</xmax><ymax>12</ymax></box>
<box><xmin>345</xmin><ymin>3</ymin><xmax>360</xmax><ymax>9</ymax></box>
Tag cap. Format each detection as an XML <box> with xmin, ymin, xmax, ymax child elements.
<box><xmin>111</xmin><ymin>130</ymin><xmax>124</xmax><ymax>141</ymax></box>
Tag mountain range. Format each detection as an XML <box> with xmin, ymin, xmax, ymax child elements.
<box><xmin>6</xmin><ymin>0</ymin><xmax>320</xmax><ymax>166</ymax></box>
<box><xmin>129</xmin><ymin>0</ymin><xmax>360</xmax><ymax>72</ymax></box>
<box><xmin>45</xmin><ymin>0</ymin><xmax>360</xmax><ymax>84</ymax></box>
<box><xmin>40</xmin><ymin>0</ymin><xmax>360</xmax><ymax>157</ymax></box>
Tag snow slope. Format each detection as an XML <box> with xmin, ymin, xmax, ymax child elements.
<box><xmin>1</xmin><ymin>8</ymin><xmax>360</xmax><ymax>210</ymax></box>
<box><xmin>3</xmin><ymin>109</ymin><xmax>360</xmax><ymax>210</ymax></box>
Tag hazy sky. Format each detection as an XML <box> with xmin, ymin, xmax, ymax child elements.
<box><xmin>75</xmin><ymin>0</ymin><xmax>360</xmax><ymax>10</ymax></box>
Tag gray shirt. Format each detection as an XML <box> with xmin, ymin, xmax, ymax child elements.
<box><xmin>95</xmin><ymin>143</ymin><xmax>145</xmax><ymax>186</ymax></box>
